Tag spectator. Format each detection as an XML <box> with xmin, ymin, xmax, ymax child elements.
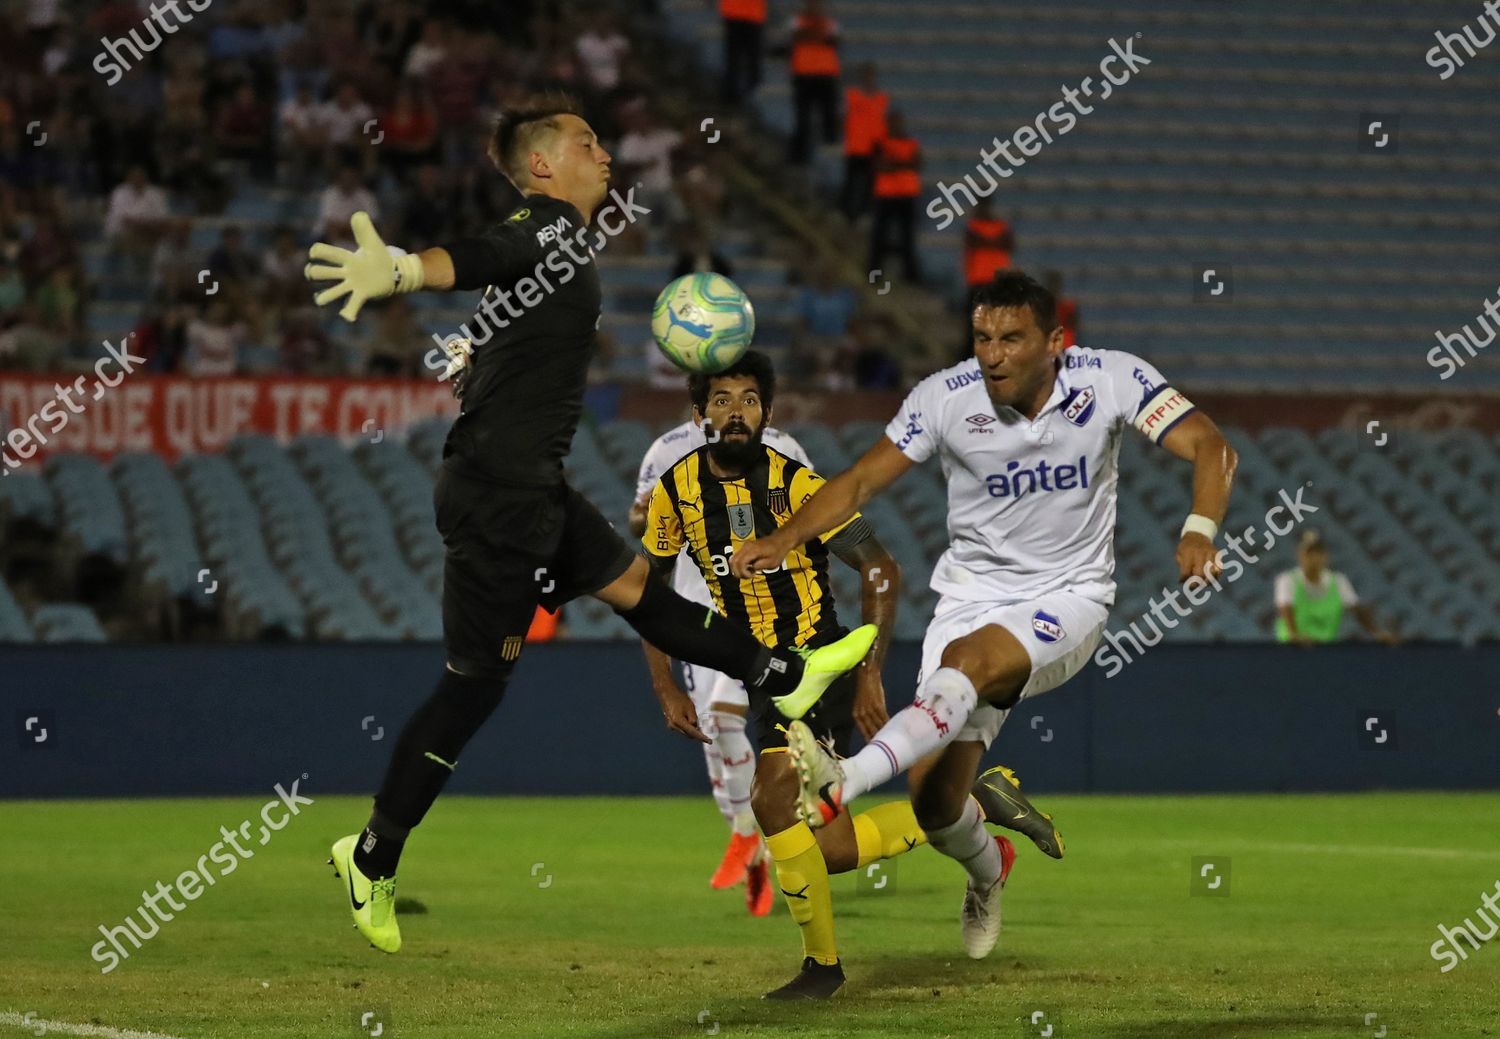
<box><xmin>278</xmin><ymin>84</ymin><xmax>327</xmax><ymax>182</ymax></box>
<box><xmin>261</xmin><ymin>226</ymin><xmax>307</xmax><ymax>306</ymax></box>
<box><xmin>315</xmin><ymin>166</ymin><xmax>378</xmax><ymax>245</ymax></box>
<box><xmin>1275</xmin><ymin>529</ymin><xmax>1398</xmax><ymax>645</ymax></box>
<box><xmin>575</xmin><ymin>10</ymin><xmax>630</xmax><ymax>93</ymax></box>
<box><xmin>963</xmin><ymin>199</ymin><xmax>1014</xmax><ymax>338</ymax></box>
<box><xmin>18</xmin><ymin>212</ymin><xmax>80</xmax><ymax>290</ymax></box>
<box><xmin>840</xmin><ymin>62</ymin><xmax>888</xmax><ymax>221</ymax></box>
<box><xmin>402</xmin><ymin>20</ymin><xmax>450</xmax><ymax>80</ymax></box>
<box><xmin>104</xmin><ymin>166</ymin><xmax>171</xmax><ymax>280</ymax></box>
<box><xmin>614</xmin><ymin>104</ymin><xmax>682</xmax><ymax>206</ymax></box>
<box><xmin>379</xmin><ymin>83</ymin><xmax>439</xmax><ymax>180</ymax></box>
<box><xmin>868</xmin><ymin>109</ymin><xmax>922</xmax><ymax>284</ymax></box>
<box><xmin>149</xmin><ymin>220</ymin><xmax>199</xmax><ymax>306</ymax></box>
<box><xmin>364</xmin><ymin>297</ymin><xmax>422</xmax><ymax>376</ymax></box>
<box><xmin>279</xmin><ymin>305</ymin><xmax>341</xmax><ymax>375</ymax></box>
<box><xmin>1045</xmin><ymin>269</ymin><xmax>1080</xmax><ymax>347</ymax></box>
<box><xmin>318</xmin><ymin>81</ymin><xmax>376</xmax><ymax>165</ymax></box>
<box><xmin>667</xmin><ymin>145</ymin><xmax>729</xmax><ymax>237</ymax></box>
<box><xmin>215</xmin><ymin>82</ymin><xmax>274</xmax><ymax>177</ymax></box>
<box><xmin>183</xmin><ymin>299</ymin><xmax>247</xmax><ymax>376</ymax></box>
<box><xmin>720</xmin><ymin>0</ymin><xmax>767</xmax><ymax>104</ymax></box>
<box><xmin>0</xmin><ymin>302</ymin><xmax>65</xmax><ymax>371</ymax></box>
<box><xmin>205</xmin><ymin>226</ymin><xmax>260</xmax><ymax>293</ymax></box>
<box><xmin>785</xmin><ymin>0</ymin><xmax>840</xmax><ymax>165</ymax></box>
<box><xmin>670</xmin><ymin>225</ymin><xmax>734</xmax><ymax>280</ymax></box>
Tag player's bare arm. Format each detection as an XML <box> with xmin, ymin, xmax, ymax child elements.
<box><xmin>627</xmin><ymin>493</ymin><xmax>651</xmax><ymax>538</ymax></box>
<box><xmin>828</xmin><ymin>531</ymin><xmax>899</xmax><ymax>738</ymax></box>
<box><xmin>731</xmin><ymin>437</ymin><xmax>913</xmax><ymax>577</ymax></box>
<box><xmin>1155</xmin><ymin>411</ymin><xmax>1238</xmax><ymax>582</ymax></box>
<box><xmin>640</xmin><ymin>552</ymin><xmax>710</xmax><ymax>743</ymax></box>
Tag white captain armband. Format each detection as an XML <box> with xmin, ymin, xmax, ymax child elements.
<box><xmin>1133</xmin><ymin>386</ymin><xmax>1196</xmax><ymax>443</ymax></box>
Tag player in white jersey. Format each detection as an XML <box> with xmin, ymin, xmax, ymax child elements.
<box><xmin>628</xmin><ymin>415</ymin><xmax>812</xmax><ymax>915</ymax></box>
<box><xmin>732</xmin><ymin>270</ymin><xmax>1239</xmax><ymax>959</ymax></box>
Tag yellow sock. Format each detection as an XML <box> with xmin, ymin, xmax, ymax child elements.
<box><xmin>853</xmin><ymin>799</ymin><xmax>929</xmax><ymax>869</ymax></box>
<box><xmin>765</xmin><ymin>821</ymin><xmax>838</xmax><ymax>966</ymax></box>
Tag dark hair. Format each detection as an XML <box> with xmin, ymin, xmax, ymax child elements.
<box><xmin>970</xmin><ymin>269</ymin><xmax>1058</xmax><ymax>332</ymax></box>
<box><xmin>689</xmin><ymin>350</ymin><xmax>776</xmax><ymax>413</ymax></box>
<box><xmin>486</xmin><ymin>93</ymin><xmax>582</xmax><ymax>186</ymax></box>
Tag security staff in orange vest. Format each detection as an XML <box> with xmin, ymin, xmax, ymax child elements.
<box><xmin>786</xmin><ymin>0</ymin><xmax>841</xmax><ymax>165</ymax></box>
<box><xmin>720</xmin><ymin>0</ymin><xmax>767</xmax><ymax>104</ymax></box>
<box><xmin>868</xmin><ymin>109</ymin><xmax>923</xmax><ymax>284</ymax></box>
<box><xmin>840</xmin><ymin>62</ymin><xmax>888</xmax><ymax>220</ymax></box>
<box><xmin>964</xmin><ymin>198</ymin><xmax>1015</xmax><ymax>318</ymax></box>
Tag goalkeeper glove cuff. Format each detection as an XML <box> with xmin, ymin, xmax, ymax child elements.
<box><xmin>391</xmin><ymin>251</ymin><xmax>425</xmax><ymax>295</ymax></box>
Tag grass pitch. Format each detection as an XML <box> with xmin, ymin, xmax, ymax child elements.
<box><xmin>3</xmin><ymin>793</ymin><xmax>1497</xmax><ymax>1038</ymax></box>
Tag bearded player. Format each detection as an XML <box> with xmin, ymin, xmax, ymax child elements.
<box><xmin>733</xmin><ymin>270</ymin><xmax>1238</xmax><ymax>960</ymax></box>
<box><xmin>629</xmin><ymin>408</ymin><xmax>815</xmax><ymax>915</ymax></box>
<box><xmin>302</xmin><ymin>94</ymin><xmax>877</xmax><ymax>955</ymax></box>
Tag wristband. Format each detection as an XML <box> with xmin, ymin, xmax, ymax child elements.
<box><xmin>391</xmin><ymin>251</ymin><xmax>425</xmax><ymax>294</ymax></box>
<box><xmin>1180</xmin><ymin>514</ymin><xmax>1218</xmax><ymax>542</ymax></box>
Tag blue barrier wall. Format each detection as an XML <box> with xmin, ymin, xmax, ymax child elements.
<box><xmin>3</xmin><ymin>643</ymin><xmax>1497</xmax><ymax>798</ymax></box>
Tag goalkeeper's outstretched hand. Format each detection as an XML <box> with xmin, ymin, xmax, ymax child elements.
<box><xmin>304</xmin><ymin>211</ymin><xmax>424</xmax><ymax>322</ymax></box>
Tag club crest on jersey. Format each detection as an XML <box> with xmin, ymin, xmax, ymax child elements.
<box><xmin>1062</xmin><ymin>386</ymin><xmax>1096</xmax><ymax>427</ymax></box>
<box><xmin>1031</xmin><ymin>610</ymin><xmax>1064</xmax><ymax>644</ymax></box>
<box><xmin>727</xmin><ymin>502</ymin><xmax>755</xmax><ymax>539</ymax></box>
<box><xmin>767</xmin><ymin>486</ymin><xmax>789</xmax><ymax>514</ymax></box>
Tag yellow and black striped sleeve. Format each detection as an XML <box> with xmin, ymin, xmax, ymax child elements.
<box><xmin>642</xmin><ymin>478</ymin><xmax>684</xmax><ymax>558</ymax></box>
<box><xmin>787</xmin><ymin>466</ymin><xmax>861</xmax><ymax>543</ymax></box>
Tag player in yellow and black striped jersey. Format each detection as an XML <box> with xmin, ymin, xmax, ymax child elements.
<box><xmin>640</xmin><ymin>351</ymin><xmax>931</xmax><ymax>1000</ymax></box>
<box><xmin>647</xmin><ymin>440</ymin><xmax>861</xmax><ymax>653</ymax></box>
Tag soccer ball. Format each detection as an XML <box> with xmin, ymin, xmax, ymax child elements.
<box><xmin>650</xmin><ymin>272</ymin><xmax>756</xmax><ymax>374</ymax></box>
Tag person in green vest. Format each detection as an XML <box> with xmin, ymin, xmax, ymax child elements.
<box><xmin>1274</xmin><ymin>530</ymin><xmax>1398</xmax><ymax>645</ymax></box>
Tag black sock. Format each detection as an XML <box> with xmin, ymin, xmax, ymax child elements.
<box><xmin>353</xmin><ymin>823</ymin><xmax>405</xmax><ymax>880</ymax></box>
<box><xmin>369</xmin><ymin>667</ymin><xmax>510</xmax><ymax>859</ymax></box>
<box><xmin>616</xmin><ymin>576</ymin><xmax>804</xmax><ymax>697</ymax></box>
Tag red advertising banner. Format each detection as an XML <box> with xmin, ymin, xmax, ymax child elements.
<box><xmin>0</xmin><ymin>375</ymin><xmax>460</xmax><ymax>465</ymax></box>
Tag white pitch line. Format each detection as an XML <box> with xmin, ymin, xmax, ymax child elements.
<box><xmin>0</xmin><ymin>1012</ymin><xmax>195</xmax><ymax>1039</ymax></box>
<box><xmin>1152</xmin><ymin>839</ymin><xmax>1500</xmax><ymax>862</ymax></box>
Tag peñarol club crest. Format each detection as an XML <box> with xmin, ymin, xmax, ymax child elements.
<box><xmin>727</xmin><ymin>502</ymin><xmax>755</xmax><ymax>538</ymax></box>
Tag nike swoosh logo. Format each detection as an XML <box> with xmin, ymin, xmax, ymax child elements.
<box><xmin>984</xmin><ymin>781</ymin><xmax>1030</xmax><ymax>820</ymax></box>
<box><xmin>781</xmin><ymin>884</ymin><xmax>809</xmax><ymax>900</ymax></box>
<box><xmin>818</xmin><ymin>782</ymin><xmax>838</xmax><ymax>808</ymax></box>
<box><xmin>903</xmin><ymin>836</ymin><xmax>918</xmax><ymax>850</ymax></box>
<box><xmin>347</xmin><ymin>865</ymin><xmax>366</xmax><ymax>910</ymax></box>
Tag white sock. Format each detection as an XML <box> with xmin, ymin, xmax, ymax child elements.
<box><xmin>926</xmin><ymin>798</ymin><xmax>1003</xmax><ymax>889</ymax></box>
<box><xmin>712</xmin><ymin>710</ymin><xmax>757</xmax><ymax>836</ymax></box>
<box><xmin>700</xmin><ymin>712</ymin><xmax>734</xmax><ymax>823</ymax></box>
<box><xmin>840</xmin><ymin>667</ymin><xmax>979</xmax><ymax>801</ymax></box>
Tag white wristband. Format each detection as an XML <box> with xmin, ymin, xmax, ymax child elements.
<box><xmin>1180</xmin><ymin>514</ymin><xmax>1218</xmax><ymax>542</ymax></box>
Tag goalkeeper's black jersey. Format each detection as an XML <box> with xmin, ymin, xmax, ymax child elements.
<box><xmin>440</xmin><ymin>194</ymin><xmax>602</xmax><ymax>488</ymax></box>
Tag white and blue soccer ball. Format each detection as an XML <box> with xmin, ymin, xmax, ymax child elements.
<box><xmin>650</xmin><ymin>272</ymin><xmax>755</xmax><ymax>374</ymax></box>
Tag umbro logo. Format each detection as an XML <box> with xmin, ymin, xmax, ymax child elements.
<box><xmin>966</xmin><ymin>413</ymin><xmax>996</xmax><ymax>434</ymax></box>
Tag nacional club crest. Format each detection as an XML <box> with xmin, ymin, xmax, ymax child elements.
<box><xmin>1031</xmin><ymin>610</ymin><xmax>1064</xmax><ymax>644</ymax></box>
<box><xmin>767</xmin><ymin>485</ymin><xmax>789</xmax><ymax>515</ymax></box>
<box><xmin>727</xmin><ymin>502</ymin><xmax>755</xmax><ymax>539</ymax></box>
<box><xmin>1061</xmin><ymin>385</ymin><xmax>1096</xmax><ymax>427</ymax></box>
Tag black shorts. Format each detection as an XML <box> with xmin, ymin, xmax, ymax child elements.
<box><xmin>435</xmin><ymin>467</ymin><xmax>636</xmax><ymax>677</ymax></box>
<box><xmin>753</xmin><ymin>666</ymin><xmax>857</xmax><ymax>758</ymax></box>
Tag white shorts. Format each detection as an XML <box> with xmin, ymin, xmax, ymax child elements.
<box><xmin>915</xmin><ymin>591</ymin><xmax>1109</xmax><ymax>748</ymax></box>
<box><xmin>681</xmin><ymin>663</ymin><xmax>749</xmax><ymax>714</ymax></box>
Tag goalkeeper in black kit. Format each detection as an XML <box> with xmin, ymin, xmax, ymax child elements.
<box><xmin>302</xmin><ymin>94</ymin><xmax>877</xmax><ymax>954</ymax></box>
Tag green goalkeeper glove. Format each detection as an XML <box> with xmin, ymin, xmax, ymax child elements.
<box><xmin>304</xmin><ymin>211</ymin><xmax>425</xmax><ymax>322</ymax></box>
